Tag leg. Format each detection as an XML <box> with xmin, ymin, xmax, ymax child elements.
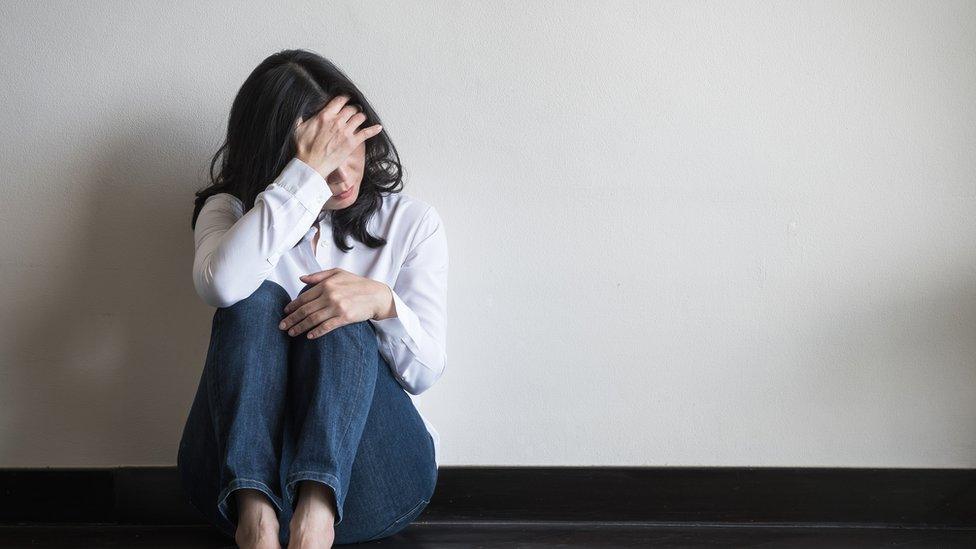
<box><xmin>275</xmin><ymin>282</ymin><xmax>438</xmax><ymax>545</ymax></box>
<box><xmin>332</xmin><ymin>346</ymin><xmax>438</xmax><ymax>544</ymax></box>
<box><xmin>278</xmin><ymin>283</ymin><xmax>379</xmax><ymax>530</ymax></box>
<box><xmin>176</xmin><ymin>279</ymin><xmax>292</xmax><ymax>540</ymax></box>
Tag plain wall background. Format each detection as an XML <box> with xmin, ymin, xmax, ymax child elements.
<box><xmin>1</xmin><ymin>0</ymin><xmax>974</xmax><ymax>467</ymax></box>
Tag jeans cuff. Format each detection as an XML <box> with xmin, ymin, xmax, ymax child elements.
<box><xmin>366</xmin><ymin>496</ymin><xmax>430</xmax><ymax>542</ymax></box>
<box><xmin>216</xmin><ymin>477</ymin><xmax>286</xmax><ymax>533</ymax></box>
<box><xmin>285</xmin><ymin>470</ymin><xmax>344</xmax><ymax>526</ymax></box>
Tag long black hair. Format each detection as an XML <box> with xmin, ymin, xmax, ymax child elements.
<box><xmin>190</xmin><ymin>48</ymin><xmax>404</xmax><ymax>252</ymax></box>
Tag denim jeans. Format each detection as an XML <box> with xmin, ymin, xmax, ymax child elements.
<box><xmin>177</xmin><ymin>279</ymin><xmax>438</xmax><ymax>546</ymax></box>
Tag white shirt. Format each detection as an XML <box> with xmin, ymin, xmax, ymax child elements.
<box><xmin>191</xmin><ymin>157</ymin><xmax>447</xmax><ymax>467</ymax></box>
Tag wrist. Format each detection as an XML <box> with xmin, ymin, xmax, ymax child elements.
<box><xmin>295</xmin><ymin>156</ymin><xmax>335</xmax><ymax>182</ymax></box>
<box><xmin>372</xmin><ymin>282</ymin><xmax>397</xmax><ymax>321</ymax></box>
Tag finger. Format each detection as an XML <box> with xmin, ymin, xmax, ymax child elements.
<box><xmin>345</xmin><ymin>112</ymin><xmax>367</xmax><ymax>132</ymax></box>
<box><xmin>290</xmin><ymin>309</ymin><xmax>334</xmax><ymax>337</ymax></box>
<box><xmin>354</xmin><ymin>124</ymin><xmax>383</xmax><ymax>143</ymax></box>
<box><xmin>284</xmin><ymin>307</ymin><xmax>317</xmax><ymax>335</ymax></box>
<box><xmin>299</xmin><ymin>268</ymin><xmax>340</xmax><ymax>284</ymax></box>
<box><xmin>307</xmin><ymin>317</ymin><xmax>346</xmax><ymax>339</ymax></box>
<box><xmin>280</xmin><ymin>304</ymin><xmax>310</xmax><ymax>331</ymax></box>
<box><xmin>280</xmin><ymin>300</ymin><xmax>315</xmax><ymax>330</ymax></box>
<box><xmin>336</xmin><ymin>104</ymin><xmax>360</xmax><ymax>126</ymax></box>
<box><xmin>324</xmin><ymin>94</ymin><xmax>352</xmax><ymax>116</ymax></box>
<box><xmin>282</xmin><ymin>293</ymin><xmax>307</xmax><ymax>318</ymax></box>
<box><xmin>281</xmin><ymin>285</ymin><xmax>320</xmax><ymax>317</ymax></box>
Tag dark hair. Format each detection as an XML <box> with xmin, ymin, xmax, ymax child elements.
<box><xmin>190</xmin><ymin>48</ymin><xmax>404</xmax><ymax>252</ymax></box>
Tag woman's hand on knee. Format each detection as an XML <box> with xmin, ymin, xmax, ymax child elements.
<box><xmin>278</xmin><ymin>268</ymin><xmax>393</xmax><ymax>339</ymax></box>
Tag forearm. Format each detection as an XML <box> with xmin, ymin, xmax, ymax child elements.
<box><xmin>193</xmin><ymin>158</ymin><xmax>330</xmax><ymax>308</ymax></box>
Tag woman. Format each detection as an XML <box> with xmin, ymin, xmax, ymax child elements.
<box><xmin>177</xmin><ymin>49</ymin><xmax>447</xmax><ymax>548</ymax></box>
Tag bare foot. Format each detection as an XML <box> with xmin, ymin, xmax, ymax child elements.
<box><xmin>289</xmin><ymin>480</ymin><xmax>337</xmax><ymax>549</ymax></box>
<box><xmin>234</xmin><ymin>488</ymin><xmax>281</xmax><ymax>549</ymax></box>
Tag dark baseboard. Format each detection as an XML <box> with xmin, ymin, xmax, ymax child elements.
<box><xmin>1</xmin><ymin>467</ymin><xmax>973</xmax><ymax>528</ymax></box>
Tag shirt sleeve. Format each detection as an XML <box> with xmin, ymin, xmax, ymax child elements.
<box><xmin>192</xmin><ymin>157</ymin><xmax>330</xmax><ymax>308</ymax></box>
<box><xmin>368</xmin><ymin>205</ymin><xmax>449</xmax><ymax>395</ymax></box>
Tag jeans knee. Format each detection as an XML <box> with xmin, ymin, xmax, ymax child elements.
<box><xmin>310</xmin><ymin>320</ymin><xmax>376</xmax><ymax>353</ymax></box>
<box><xmin>333</xmin><ymin>319</ymin><xmax>375</xmax><ymax>338</ymax></box>
<box><xmin>220</xmin><ymin>279</ymin><xmax>290</xmax><ymax>318</ymax></box>
<box><xmin>254</xmin><ymin>279</ymin><xmax>291</xmax><ymax>301</ymax></box>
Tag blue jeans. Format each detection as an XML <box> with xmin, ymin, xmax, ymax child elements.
<box><xmin>177</xmin><ymin>279</ymin><xmax>438</xmax><ymax>546</ymax></box>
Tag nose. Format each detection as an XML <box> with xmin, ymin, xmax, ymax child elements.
<box><xmin>328</xmin><ymin>165</ymin><xmax>348</xmax><ymax>184</ymax></box>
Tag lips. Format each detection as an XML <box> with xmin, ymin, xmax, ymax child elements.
<box><xmin>333</xmin><ymin>187</ymin><xmax>353</xmax><ymax>199</ymax></box>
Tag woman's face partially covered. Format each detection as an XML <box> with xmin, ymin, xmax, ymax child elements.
<box><xmin>322</xmin><ymin>139</ymin><xmax>366</xmax><ymax>211</ymax></box>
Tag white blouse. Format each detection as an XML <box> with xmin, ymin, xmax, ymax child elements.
<box><xmin>191</xmin><ymin>157</ymin><xmax>447</xmax><ymax>466</ymax></box>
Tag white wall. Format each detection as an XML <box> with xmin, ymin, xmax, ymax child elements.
<box><xmin>1</xmin><ymin>0</ymin><xmax>974</xmax><ymax>467</ymax></box>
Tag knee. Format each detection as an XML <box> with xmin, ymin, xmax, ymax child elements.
<box><xmin>219</xmin><ymin>279</ymin><xmax>290</xmax><ymax>318</ymax></box>
<box><xmin>310</xmin><ymin>319</ymin><xmax>377</xmax><ymax>353</ymax></box>
<box><xmin>332</xmin><ymin>319</ymin><xmax>376</xmax><ymax>340</ymax></box>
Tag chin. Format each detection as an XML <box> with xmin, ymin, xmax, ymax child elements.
<box><xmin>326</xmin><ymin>196</ymin><xmax>356</xmax><ymax>210</ymax></box>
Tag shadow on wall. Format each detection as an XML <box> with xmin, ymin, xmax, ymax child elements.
<box><xmin>2</xmin><ymin>115</ymin><xmax>216</xmax><ymax>465</ymax></box>
<box><xmin>790</xmin><ymin>265</ymin><xmax>976</xmax><ymax>464</ymax></box>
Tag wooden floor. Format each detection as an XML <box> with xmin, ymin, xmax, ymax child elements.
<box><xmin>4</xmin><ymin>467</ymin><xmax>975</xmax><ymax>547</ymax></box>
<box><xmin>2</xmin><ymin>522</ymin><xmax>976</xmax><ymax>548</ymax></box>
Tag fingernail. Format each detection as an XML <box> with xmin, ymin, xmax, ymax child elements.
<box><xmin>279</xmin><ymin>321</ymin><xmax>286</xmax><ymax>329</ymax></box>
